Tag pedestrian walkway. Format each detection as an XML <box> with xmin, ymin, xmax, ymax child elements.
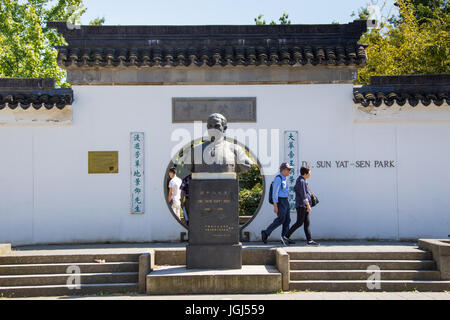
<box><xmin>10</xmin><ymin>240</ymin><xmax>419</xmax><ymax>256</ymax></box>
<box><xmin>5</xmin><ymin>291</ymin><xmax>450</xmax><ymax>300</ymax></box>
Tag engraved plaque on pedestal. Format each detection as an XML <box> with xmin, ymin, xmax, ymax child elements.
<box><xmin>186</xmin><ymin>179</ymin><xmax>242</xmax><ymax>269</ymax></box>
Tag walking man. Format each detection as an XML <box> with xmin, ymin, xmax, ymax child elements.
<box><xmin>180</xmin><ymin>173</ymin><xmax>192</xmax><ymax>224</ymax></box>
<box><xmin>285</xmin><ymin>165</ymin><xmax>319</xmax><ymax>246</ymax></box>
<box><xmin>261</xmin><ymin>162</ymin><xmax>295</xmax><ymax>246</ymax></box>
<box><xmin>168</xmin><ymin>167</ymin><xmax>182</xmax><ymax>219</ymax></box>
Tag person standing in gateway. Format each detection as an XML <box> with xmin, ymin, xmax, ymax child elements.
<box><xmin>180</xmin><ymin>173</ymin><xmax>192</xmax><ymax>225</ymax></box>
<box><xmin>168</xmin><ymin>167</ymin><xmax>182</xmax><ymax>219</ymax></box>
<box><xmin>261</xmin><ymin>162</ymin><xmax>296</xmax><ymax>246</ymax></box>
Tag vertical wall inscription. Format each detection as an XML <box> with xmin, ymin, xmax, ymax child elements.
<box><xmin>284</xmin><ymin>131</ymin><xmax>299</xmax><ymax>212</ymax></box>
<box><xmin>131</xmin><ymin>132</ymin><xmax>145</xmax><ymax>214</ymax></box>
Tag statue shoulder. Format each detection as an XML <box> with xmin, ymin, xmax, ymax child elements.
<box><xmin>187</xmin><ymin>141</ymin><xmax>209</xmax><ymax>152</ymax></box>
<box><xmin>226</xmin><ymin>140</ymin><xmax>246</xmax><ymax>154</ymax></box>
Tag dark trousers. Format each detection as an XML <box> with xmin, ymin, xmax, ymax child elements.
<box><xmin>183</xmin><ymin>198</ymin><xmax>190</xmax><ymax>224</ymax></box>
<box><xmin>264</xmin><ymin>198</ymin><xmax>291</xmax><ymax>238</ymax></box>
<box><xmin>285</xmin><ymin>206</ymin><xmax>312</xmax><ymax>241</ymax></box>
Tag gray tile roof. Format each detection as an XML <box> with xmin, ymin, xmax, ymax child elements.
<box><xmin>47</xmin><ymin>20</ymin><xmax>368</xmax><ymax>69</ymax></box>
<box><xmin>353</xmin><ymin>74</ymin><xmax>450</xmax><ymax>107</ymax></box>
<box><xmin>0</xmin><ymin>78</ymin><xmax>73</xmax><ymax>110</ymax></box>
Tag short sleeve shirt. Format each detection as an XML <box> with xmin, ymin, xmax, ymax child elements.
<box><xmin>169</xmin><ymin>176</ymin><xmax>182</xmax><ymax>202</ymax></box>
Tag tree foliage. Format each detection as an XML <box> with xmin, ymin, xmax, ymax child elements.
<box><xmin>390</xmin><ymin>0</ymin><xmax>449</xmax><ymax>25</ymax></box>
<box><xmin>253</xmin><ymin>1</ymin><xmax>448</xmax><ymax>83</ymax></box>
<box><xmin>357</xmin><ymin>0</ymin><xmax>449</xmax><ymax>84</ymax></box>
<box><xmin>0</xmin><ymin>0</ymin><xmax>104</xmax><ymax>87</ymax></box>
<box><xmin>89</xmin><ymin>16</ymin><xmax>105</xmax><ymax>26</ymax></box>
<box><xmin>238</xmin><ymin>163</ymin><xmax>263</xmax><ymax>189</ymax></box>
<box><xmin>254</xmin><ymin>13</ymin><xmax>291</xmax><ymax>25</ymax></box>
<box><xmin>239</xmin><ymin>184</ymin><xmax>262</xmax><ymax>217</ymax></box>
<box><xmin>238</xmin><ymin>164</ymin><xmax>263</xmax><ymax>216</ymax></box>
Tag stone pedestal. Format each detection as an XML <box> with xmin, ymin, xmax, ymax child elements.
<box><xmin>147</xmin><ymin>266</ymin><xmax>282</xmax><ymax>294</ymax></box>
<box><xmin>186</xmin><ymin>178</ymin><xmax>242</xmax><ymax>269</ymax></box>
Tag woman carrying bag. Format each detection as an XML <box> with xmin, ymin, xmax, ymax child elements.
<box><xmin>285</xmin><ymin>165</ymin><xmax>320</xmax><ymax>246</ymax></box>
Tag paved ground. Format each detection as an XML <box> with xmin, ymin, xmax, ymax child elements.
<box><xmin>5</xmin><ymin>240</ymin><xmax>446</xmax><ymax>300</ymax></box>
<box><xmin>5</xmin><ymin>291</ymin><xmax>450</xmax><ymax>300</ymax></box>
<box><xmin>9</xmin><ymin>240</ymin><xmax>420</xmax><ymax>255</ymax></box>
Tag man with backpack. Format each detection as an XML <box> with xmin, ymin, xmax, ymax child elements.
<box><xmin>261</xmin><ymin>162</ymin><xmax>295</xmax><ymax>246</ymax></box>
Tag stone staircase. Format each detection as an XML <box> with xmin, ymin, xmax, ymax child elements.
<box><xmin>288</xmin><ymin>249</ymin><xmax>450</xmax><ymax>292</ymax></box>
<box><xmin>0</xmin><ymin>253</ymin><xmax>140</xmax><ymax>297</ymax></box>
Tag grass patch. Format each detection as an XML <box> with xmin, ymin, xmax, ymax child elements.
<box><xmin>403</xmin><ymin>287</ymin><xmax>419</xmax><ymax>293</ymax></box>
<box><xmin>0</xmin><ymin>292</ymin><xmax>15</xmax><ymax>299</ymax></box>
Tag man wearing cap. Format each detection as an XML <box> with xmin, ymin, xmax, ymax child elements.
<box><xmin>261</xmin><ymin>162</ymin><xmax>295</xmax><ymax>246</ymax></box>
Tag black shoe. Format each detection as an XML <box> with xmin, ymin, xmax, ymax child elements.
<box><xmin>281</xmin><ymin>236</ymin><xmax>290</xmax><ymax>246</ymax></box>
<box><xmin>261</xmin><ymin>231</ymin><xmax>268</xmax><ymax>244</ymax></box>
<box><xmin>284</xmin><ymin>237</ymin><xmax>296</xmax><ymax>245</ymax></box>
<box><xmin>307</xmin><ymin>240</ymin><xmax>319</xmax><ymax>246</ymax></box>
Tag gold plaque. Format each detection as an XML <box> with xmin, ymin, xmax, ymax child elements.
<box><xmin>88</xmin><ymin>151</ymin><xmax>119</xmax><ymax>174</ymax></box>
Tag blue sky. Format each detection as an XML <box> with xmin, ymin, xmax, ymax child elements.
<box><xmin>80</xmin><ymin>0</ymin><xmax>397</xmax><ymax>25</ymax></box>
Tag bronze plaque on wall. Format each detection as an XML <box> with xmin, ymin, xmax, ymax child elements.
<box><xmin>172</xmin><ymin>97</ymin><xmax>256</xmax><ymax>123</ymax></box>
<box><xmin>88</xmin><ymin>151</ymin><xmax>119</xmax><ymax>174</ymax></box>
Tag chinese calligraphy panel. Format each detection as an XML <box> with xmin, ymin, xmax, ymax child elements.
<box><xmin>284</xmin><ymin>131</ymin><xmax>299</xmax><ymax>212</ymax></box>
<box><xmin>131</xmin><ymin>132</ymin><xmax>145</xmax><ymax>214</ymax></box>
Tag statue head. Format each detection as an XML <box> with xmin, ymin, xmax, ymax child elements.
<box><xmin>207</xmin><ymin>113</ymin><xmax>227</xmax><ymax>141</ymax></box>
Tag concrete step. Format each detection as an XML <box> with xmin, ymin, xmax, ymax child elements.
<box><xmin>290</xmin><ymin>270</ymin><xmax>441</xmax><ymax>281</ymax></box>
<box><xmin>0</xmin><ymin>283</ymin><xmax>139</xmax><ymax>298</ymax></box>
<box><xmin>290</xmin><ymin>260</ymin><xmax>436</xmax><ymax>270</ymax></box>
<box><xmin>147</xmin><ymin>265</ymin><xmax>281</xmax><ymax>295</ymax></box>
<box><xmin>0</xmin><ymin>262</ymin><xmax>139</xmax><ymax>275</ymax></box>
<box><xmin>0</xmin><ymin>272</ymin><xmax>138</xmax><ymax>286</ymax></box>
<box><xmin>287</xmin><ymin>251</ymin><xmax>432</xmax><ymax>261</ymax></box>
<box><xmin>289</xmin><ymin>280</ymin><xmax>450</xmax><ymax>292</ymax></box>
<box><xmin>0</xmin><ymin>253</ymin><xmax>140</xmax><ymax>265</ymax></box>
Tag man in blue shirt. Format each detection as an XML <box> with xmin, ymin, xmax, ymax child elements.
<box><xmin>261</xmin><ymin>162</ymin><xmax>295</xmax><ymax>246</ymax></box>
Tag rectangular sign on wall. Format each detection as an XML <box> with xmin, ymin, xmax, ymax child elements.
<box><xmin>284</xmin><ymin>131</ymin><xmax>299</xmax><ymax>212</ymax></box>
<box><xmin>172</xmin><ymin>97</ymin><xmax>257</xmax><ymax>123</ymax></box>
<box><xmin>131</xmin><ymin>132</ymin><xmax>144</xmax><ymax>214</ymax></box>
<box><xmin>88</xmin><ymin>151</ymin><xmax>118</xmax><ymax>174</ymax></box>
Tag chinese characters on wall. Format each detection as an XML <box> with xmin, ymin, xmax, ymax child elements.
<box><xmin>172</xmin><ymin>98</ymin><xmax>257</xmax><ymax>123</ymax></box>
<box><xmin>284</xmin><ymin>131</ymin><xmax>299</xmax><ymax>212</ymax></box>
<box><xmin>131</xmin><ymin>132</ymin><xmax>144</xmax><ymax>214</ymax></box>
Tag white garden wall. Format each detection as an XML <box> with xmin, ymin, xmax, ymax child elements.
<box><xmin>0</xmin><ymin>84</ymin><xmax>449</xmax><ymax>245</ymax></box>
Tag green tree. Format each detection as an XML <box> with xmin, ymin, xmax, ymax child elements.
<box><xmin>238</xmin><ymin>163</ymin><xmax>263</xmax><ymax>216</ymax></box>
<box><xmin>239</xmin><ymin>184</ymin><xmax>262</xmax><ymax>217</ymax></box>
<box><xmin>0</xmin><ymin>0</ymin><xmax>104</xmax><ymax>87</ymax></box>
<box><xmin>357</xmin><ymin>0</ymin><xmax>449</xmax><ymax>84</ymax></box>
<box><xmin>351</xmin><ymin>6</ymin><xmax>371</xmax><ymax>20</ymax></box>
<box><xmin>390</xmin><ymin>0</ymin><xmax>449</xmax><ymax>26</ymax></box>
<box><xmin>89</xmin><ymin>16</ymin><xmax>105</xmax><ymax>26</ymax></box>
<box><xmin>254</xmin><ymin>13</ymin><xmax>291</xmax><ymax>25</ymax></box>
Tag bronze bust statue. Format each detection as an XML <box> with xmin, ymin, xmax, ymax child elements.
<box><xmin>184</xmin><ymin>113</ymin><xmax>249</xmax><ymax>269</ymax></box>
<box><xmin>181</xmin><ymin>113</ymin><xmax>254</xmax><ymax>174</ymax></box>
